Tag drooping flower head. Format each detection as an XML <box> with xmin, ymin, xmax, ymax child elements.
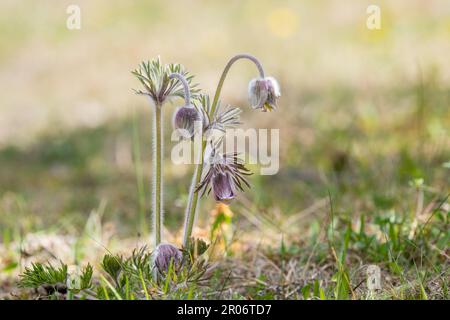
<box><xmin>169</xmin><ymin>72</ymin><xmax>203</xmax><ymax>139</ymax></box>
<box><xmin>153</xmin><ymin>243</ymin><xmax>183</xmax><ymax>274</ymax></box>
<box><xmin>173</xmin><ymin>105</ymin><xmax>201</xmax><ymax>138</ymax></box>
<box><xmin>196</xmin><ymin>147</ymin><xmax>252</xmax><ymax>203</ymax></box>
<box><xmin>248</xmin><ymin>76</ymin><xmax>281</xmax><ymax>112</ymax></box>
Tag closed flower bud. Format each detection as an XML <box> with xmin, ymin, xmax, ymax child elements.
<box><xmin>153</xmin><ymin>243</ymin><xmax>182</xmax><ymax>274</ymax></box>
<box><xmin>173</xmin><ymin>105</ymin><xmax>201</xmax><ymax>138</ymax></box>
<box><xmin>248</xmin><ymin>77</ymin><xmax>280</xmax><ymax>112</ymax></box>
<box><xmin>212</xmin><ymin>172</ymin><xmax>235</xmax><ymax>203</ymax></box>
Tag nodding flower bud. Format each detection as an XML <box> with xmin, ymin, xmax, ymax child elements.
<box><xmin>173</xmin><ymin>105</ymin><xmax>201</xmax><ymax>138</ymax></box>
<box><xmin>153</xmin><ymin>243</ymin><xmax>183</xmax><ymax>274</ymax></box>
<box><xmin>248</xmin><ymin>77</ymin><xmax>281</xmax><ymax>112</ymax></box>
<box><xmin>212</xmin><ymin>172</ymin><xmax>236</xmax><ymax>203</ymax></box>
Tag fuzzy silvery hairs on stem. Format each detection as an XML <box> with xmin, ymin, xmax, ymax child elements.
<box><xmin>248</xmin><ymin>77</ymin><xmax>281</xmax><ymax>112</ymax></box>
<box><xmin>196</xmin><ymin>148</ymin><xmax>252</xmax><ymax>203</ymax></box>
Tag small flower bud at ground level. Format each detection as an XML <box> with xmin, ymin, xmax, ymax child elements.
<box><xmin>153</xmin><ymin>243</ymin><xmax>182</xmax><ymax>273</ymax></box>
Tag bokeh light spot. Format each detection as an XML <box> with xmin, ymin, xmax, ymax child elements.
<box><xmin>266</xmin><ymin>7</ymin><xmax>299</xmax><ymax>38</ymax></box>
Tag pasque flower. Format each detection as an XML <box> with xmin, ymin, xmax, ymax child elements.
<box><xmin>248</xmin><ymin>77</ymin><xmax>281</xmax><ymax>112</ymax></box>
<box><xmin>153</xmin><ymin>243</ymin><xmax>183</xmax><ymax>274</ymax></box>
<box><xmin>173</xmin><ymin>105</ymin><xmax>201</xmax><ymax>138</ymax></box>
<box><xmin>211</xmin><ymin>172</ymin><xmax>235</xmax><ymax>202</ymax></box>
<box><xmin>170</xmin><ymin>73</ymin><xmax>202</xmax><ymax>138</ymax></box>
<box><xmin>196</xmin><ymin>148</ymin><xmax>251</xmax><ymax>203</ymax></box>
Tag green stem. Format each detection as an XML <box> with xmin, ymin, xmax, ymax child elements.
<box><xmin>182</xmin><ymin>53</ymin><xmax>265</xmax><ymax>247</ymax></box>
<box><xmin>153</xmin><ymin>103</ymin><xmax>163</xmax><ymax>246</ymax></box>
<box><xmin>211</xmin><ymin>53</ymin><xmax>265</xmax><ymax>116</ymax></box>
<box><xmin>183</xmin><ymin>140</ymin><xmax>206</xmax><ymax>246</ymax></box>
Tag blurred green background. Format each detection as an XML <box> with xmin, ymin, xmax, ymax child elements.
<box><xmin>0</xmin><ymin>0</ymin><xmax>449</xmax><ymax>239</ymax></box>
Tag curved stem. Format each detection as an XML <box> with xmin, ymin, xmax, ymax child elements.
<box><xmin>169</xmin><ymin>73</ymin><xmax>191</xmax><ymax>106</ymax></box>
<box><xmin>182</xmin><ymin>54</ymin><xmax>265</xmax><ymax>247</ymax></box>
<box><xmin>210</xmin><ymin>54</ymin><xmax>265</xmax><ymax>117</ymax></box>
<box><xmin>153</xmin><ymin>103</ymin><xmax>163</xmax><ymax>246</ymax></box>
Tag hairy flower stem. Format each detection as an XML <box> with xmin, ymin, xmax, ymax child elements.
<box><xmin>211</xmin><ymin>54</ymin><xmax>265</xmax><ymax>116</ymax></box>
<box><xmin>153</xmin><ymin>102</ymin><xmax>163</xmax><ymax>247</ymax></box>
<box><xmin>183</xmin><ymin>140</ymin><xmax>206</xmax><ymax>246</ymax></box>
<box><xmin>182</xmin><ymin>54</ymin><xmax>265</xmax><ymax>247</ymax></box>
<box><xmin>169</xmin><ymin>73</ymin><xmax>191</xmax><ymax>105</ymax></box>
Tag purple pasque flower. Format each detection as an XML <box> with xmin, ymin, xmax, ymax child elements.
<box><xmin>212</xmin><ymin>172</ymin><xmax>235</xmax><ymax>202</ymax></box>
<box><xmin>248</xmin><ymin>76</ymin><xmax>281</xmax><ymax>112</ymax></box>
<box><xmin>196</xmin><ymin>148</ymin><xmax>252</xmax><ymax>203</ymax></box>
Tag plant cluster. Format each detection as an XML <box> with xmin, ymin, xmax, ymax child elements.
<box><xmin>17</xmin><ymin>54</ymin><xmax>280</xmax><ymax>298</ymax></box>
<box><xmin>130</xmin><ymin>54</ymin><xmax>280</xmax><ymax>276</ymax></box>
